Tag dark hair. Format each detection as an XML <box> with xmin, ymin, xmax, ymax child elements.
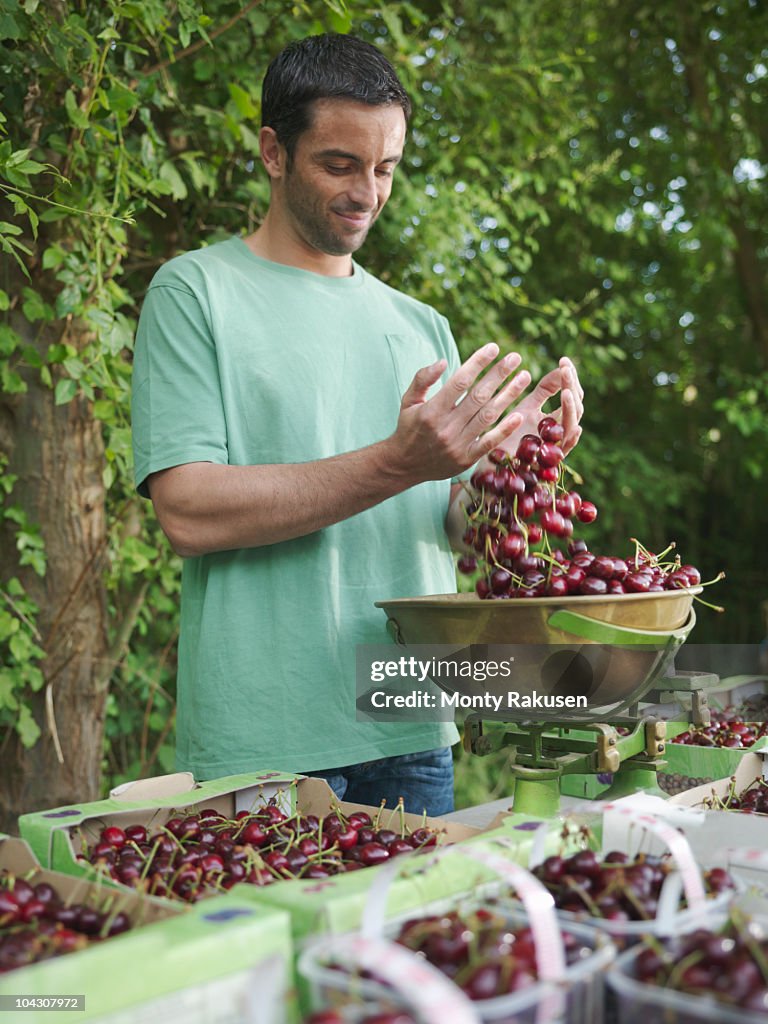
<box><xmin>261</xmin><ymin>34</ymin><xmax>412</xmax><ymax>162</ymax></box>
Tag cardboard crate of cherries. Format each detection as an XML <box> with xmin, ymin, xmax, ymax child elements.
<box><xmin>18</xmin><ymin>773</ymin><xmax>489</xmax><ymax>908</ymax></box>
<box><xmin>78</xmin><ymin>798</ymin><xmax>445</xmax><ymax>902</ymax></box>
<box><xmin>660</xmin><ymin>710</ymin><xmax>768</xmax><ymax>795</ymax></box>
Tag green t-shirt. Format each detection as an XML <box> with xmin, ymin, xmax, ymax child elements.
<box><xmin>132</xmin><ymin>236</ymin><xmax>460</xmax><ymax>779</ymax></box>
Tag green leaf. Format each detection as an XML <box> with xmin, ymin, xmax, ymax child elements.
<box><xmin>0</xmin><ymin>673</ymin><xmax>18</xmax><ymax>710</ymax></box>
<box><xmin>42</xmin><ymin>245</ymin><xmax>66</xmax><ymax>270</ymax></box>
<box><xmin>0</xmin><ymin>12</ymin><xmax>22</xmax><ymax>40</ymax></box>
<box><xmin>105</xmin><ymin>81</ymin><xmax>138</xmax><ymax>114</ymax></box>
<box><xmin>5</xmin><ymin>148</ymin><xmax>31</xmax><ymax>168</ymax></box>
<box><xmin>0</xmin><ymin>611</ymin><xmax>19</xmax><ymax>643</ymax></box>
<box><xmin>54</xmin><ymin>378</ymin><xmax>78</xmax><ymax>405</ymax></box>
<box><xmin>158</xmin><ymin>160</ymin><xmax>188</xmax><ymax>200</ymax></box>
<box><xmin>1</xmin><ymin>366</ymin><xmax>26</xmax><ymax>394</ymax></box>
<box><xmin>64</xmin><ymin>89</ymin><xmax>89</xmax><ymax>129</ymax></box>
<box><xmin>26</xmin><ymin>666</ymin><xmax>45</xmax><ymax>692</ymax></box>
<box><xmin>0</xmin><ymin>289</ymin><xmax>8</xmax><ymax>311</ymax></box>
<box><xmin>9</xmin><ymin>632</ymin><xmax>30</xmax><ymax>662</ymax></box>
<box><xmin>21</xmin><ymin>287</ymin><xmax>50</xmax><ymax>322</ymax></box>
<box><xmin>17</xmin><ymin>704</ymin><xmax>41</xmax><ymax>748</ymax></box>
<box><xmin>17</xmin><ymin>159</ymin><xmax>48</xmax><ymax>175</ymax></box>
<box><xmin>227</xmin><ymin>83</ymin><xmax>258</xmax><ymax>120</ymax></box>
<box><xmin>85</xmin><ymin>307</ymin><xmax>114</xmax><ymax>330</ymax></box>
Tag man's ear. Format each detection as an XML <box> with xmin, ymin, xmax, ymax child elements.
<box><xmin>259</xmin><ymin>126</ymin><xmax>286</xmax><ymax>180</ymax></box>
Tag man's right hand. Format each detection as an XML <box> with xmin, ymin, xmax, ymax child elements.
<box><xmin>384</xmin><ymin>343</ymin><xmax>532</xmax><ymax>484</ymax></box>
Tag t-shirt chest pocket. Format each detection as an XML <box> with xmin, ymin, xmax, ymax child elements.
<box><xmin>384</xmin><ymin>333</ymin><xmax>444</xmax><ymax>395</ymax></box>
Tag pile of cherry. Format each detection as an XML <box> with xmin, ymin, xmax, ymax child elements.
<box><xmin>78</xmin><ymin>803</ymin><xmax>442</xmax><ymax>902</ymax></box>
<box><xmin>705</xmin><ymin>777</ymin><xmax>768</xmax><ymax>815</ymax></box>
<box><xmin>633</xmin><ymin>915</ymin><xmax>768</xmax><ymax>1012</ymax></box>
<box><xmin>672</xmin><ymin>708</ymin><xmax>768</xmax><ymax>749</ymax></box>
<box><xmin>459</xmin><ymin>416</ymin><xmax>713</xmax><ymax>600</ymax></box>
<box><xmin>307</xmin><ymin>906</ymin><xmax>593</xmax><ymax>1009</ymax></box>
<box><xmin>531</xmin><ymin>848</ymin><xmax>734</xmax><ymax>923</ymax></box>
<box><xmin>0</xmin><ymin>873</ymin><xmax>131</xmax><ymax>973</ymax></box>
<box><xmin>394</xmin><ymin>906</ymin><xmax>590</xmax><ymax>1000</ymax></box>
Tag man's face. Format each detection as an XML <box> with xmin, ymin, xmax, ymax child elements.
<box><xmin>277</xmin><ymin>98</ymin><xmax>406</xmax><ymax>258</ymax></box>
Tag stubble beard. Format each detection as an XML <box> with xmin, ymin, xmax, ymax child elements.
<box><xmin>283</xmin><ymin>172</ymin><xmax>377</xmax><ymax>257</ymax></box>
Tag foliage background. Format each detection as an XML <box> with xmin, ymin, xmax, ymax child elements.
<box><xmin>0</xmin><ymin>0</ymin><xmax>765</xmax><ymax>816</ymax></box>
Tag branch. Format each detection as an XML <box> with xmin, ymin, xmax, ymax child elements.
<box><xmin>135</xmin><ymin>0</ymin><xmax>265</xmax><ymax>83</ymax></box>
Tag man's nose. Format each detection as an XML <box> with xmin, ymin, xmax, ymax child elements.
<box><xmin>347</xmin><ymin>169</ymin><xmax>379</xmax><ymax>209</ymax></box>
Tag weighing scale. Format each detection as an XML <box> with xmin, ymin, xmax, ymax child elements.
<box><xmin>375</xmin><ymin>589</ymin><xmax>713</xmax><ymax>819</ymax></box>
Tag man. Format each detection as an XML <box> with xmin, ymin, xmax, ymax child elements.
<box><xmin>131</xmin><ymin>33</ymin><xmax>582</xmax><ymax>815</ymax></box>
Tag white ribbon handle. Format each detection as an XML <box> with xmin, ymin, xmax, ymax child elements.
<box><xmin>562</xmin><ymin>799</ymin><xmax>708</xmax><ymax>922</ymax></box>
<box><xmin>601</xmin><ymin>806</ymin><xmax>707</xmax><ymax>925</ymax></box>
<box><xmin>360</xmin><ymin>838</ymin><xmax>567</xmax><ymax>1024</ymax></box>
<box><xmin>307</xmin><ymin>933</ymin><xmax>480</xmax><ymax>1024</ymax></box>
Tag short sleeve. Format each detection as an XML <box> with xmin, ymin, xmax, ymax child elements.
<box><xmin>131</xmin><ymin>280</ymin><xmax>229</xmax><ymax>498</ymax></box>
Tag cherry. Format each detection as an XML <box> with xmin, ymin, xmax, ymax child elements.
<box><xmin>526</xmin><ymin>522</ymin><xmax>543</xmax><ymax>544</ymax></box>
<box><xmin>576</xmin><ymin>501</ymin><xmax>597</xmax><ymax>523</ymax></box>
<box><xmin>624</xmin><ymin>571</ymin><xmax>652</xmax><ymax>593</ymax></box>
<box><xmin>516</xmin><ymin>434</ymin><xmax>542</xmax><ymax>462</ymax></box>
<box><xmin>537</xmin><ymin>416</ymin><xmax>563</xmax><ymax>442</ymax></box>
<box><xmin>498</xmin><ymin>533</ymin><xmax>526</xmax><ymax>560</ymax></box>
<box><xmin>589</xmin><ymin>555</ymin><xmax>615</xmax><ymax>580</ymax></box>
<box><xmin>538</xmin><ymin>442</ymin><xmax>564</xmax><ymax>467</ymax></box>
<box><xmin>358</xmin><ymin>843</ymin><xmax>390</xmax><ymax>866</ymax></box>
<box><xmin>457</xmin><ymin>554</ymin><xmax>477</xmax><ymax>574</ymax></box>
<box><xmin>504</xmin><ymin>473</ymin><xmax>525</xmax><ymax>498</ymax></box>
<box><xmin>100</xmin><ymin>825</ymin><xmax>127</xmax><ymax>848</ymax></box>
<box><xmin>410</xmin><ymin>828</ymin><xmax>438</xmax><ymax>848</ymax></box>
<box><xmin>389</xmin><ymin>838</ymin><xmax>415</xmax><ymax>856</ymax></box>
<box><xmin>679</xmin><ymin>564</ymin><xmax>702</xmax><ymax>586</ymax></box>
<box><xmin>546</xmin><ymin>577</ymin><xmax>570</xmax><ymax>598</ymax></box>
<box><xmin>515</xmin><ymin>493</ymin><xmax>535</xmax><ymax>519</ymax></box>
<box><xmin>261</xmin><ymin>804</ymin><xmax>287</xmax><ymax>825</ymax></box>
<box><xmin>490</xmin><ymin>568</ymin><xmax>512</xmax><ymax>595</ymax></box>
<box><xmin>200</xmin><ymin>853</ymin><xmax>225</xmax><ymax>874</ymax></box>
<box><xmin>124</xmin><ymin>824</ymin><xmax>148</xmax><ymax>844</ymax></box>
<box><xmin>238</xmin><ymin>821</ymin><xmax>268</xmax><ymax>847</ymax></box>
<box><xmin>463</xmin><ymin>962</ymin><xmax>502</xmax><ymax>1000</ymax></box>
<box><xmin>579</xmin><ymin>576</ymin><xmax>608</xmax><ymax>595</ymax></box>
<box><xmin>285</xmin><ymin>849</ymin><xmax>310</xmax><ymax>875</ymax></box>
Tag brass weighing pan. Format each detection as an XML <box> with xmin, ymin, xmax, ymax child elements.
<box><xmin>375</xmin><ymin>589</ymin><xmax>701</xmax><ymax>718</ymax></box>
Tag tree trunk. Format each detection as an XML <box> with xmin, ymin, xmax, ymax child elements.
<box><xmin>0</xmin><ymin>313</ymin><xmax>109</xmax><ymax>833</ymax></box>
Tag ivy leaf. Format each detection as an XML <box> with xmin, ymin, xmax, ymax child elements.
<box><xmin>158</xmin><ymin>160</ymin><xmax>188</xmax><ymax>200</ymax></box>
<box><xmin>54</xmin><ymin>378</ymin><xmax>78</xmax><ymax>405</ymax></box>
<box><xmin>0</xmin><ymin>672</ymin><xmax>19</xmax><ymax>711</ymax></box>
<box><xmin>16</xmin><ymin>704</ymin><xmax>41</xmax><ymax>748</ymax></box>
<box><xmin>64</xmin><ymin>89</ymin><xmax>89</xmax><ymax>129</ymax></box>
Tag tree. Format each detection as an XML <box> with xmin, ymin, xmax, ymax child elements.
<box><xmin>0</xmin><ymin>0</ymin><xmax>358</xmax><ymax>829</ymax></box>
<box><xmin>1</xmin><ymin>0</ymin><xmax>765</xmax><ymax>826</ymax></box>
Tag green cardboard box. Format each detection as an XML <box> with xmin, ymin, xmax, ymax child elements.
<box><xmin>18</xmin><ymin>771</ymin><xmax>302</xmax><ymax>881</ymax></box>
<box><xmin>0</xmin><ymin>835</ymin><xmax>296</xmax><ymax>1023</ymax></box>
<box><xmin>17</xmin><ymin>770</ymin><xmax>557</xmax><ymax>953</ymax></box>
<box><xmin>669</xmin><ymin>747</ymin><xmax>768</xmax><ymax>810</ymax></box>
<box><xmin>16</xmin><ymin>765</ymin><xmax>564</xmax><ymax>1014</ymax></box>
<box><xmin>658</xmin><ymin>730</ymin><xmax>768</xmax><ymax>795</ymax></box>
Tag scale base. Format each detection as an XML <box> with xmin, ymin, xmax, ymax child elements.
<box><xmin>463</xmin><ymin>670</ymin><xmax>717</xmax><ymax>817</ymax></box>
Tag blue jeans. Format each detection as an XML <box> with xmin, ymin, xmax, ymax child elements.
<box><xmin>303</xmin><ymin>746</ymin><xmax>455</xmax><ymax>817</ymax></box>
